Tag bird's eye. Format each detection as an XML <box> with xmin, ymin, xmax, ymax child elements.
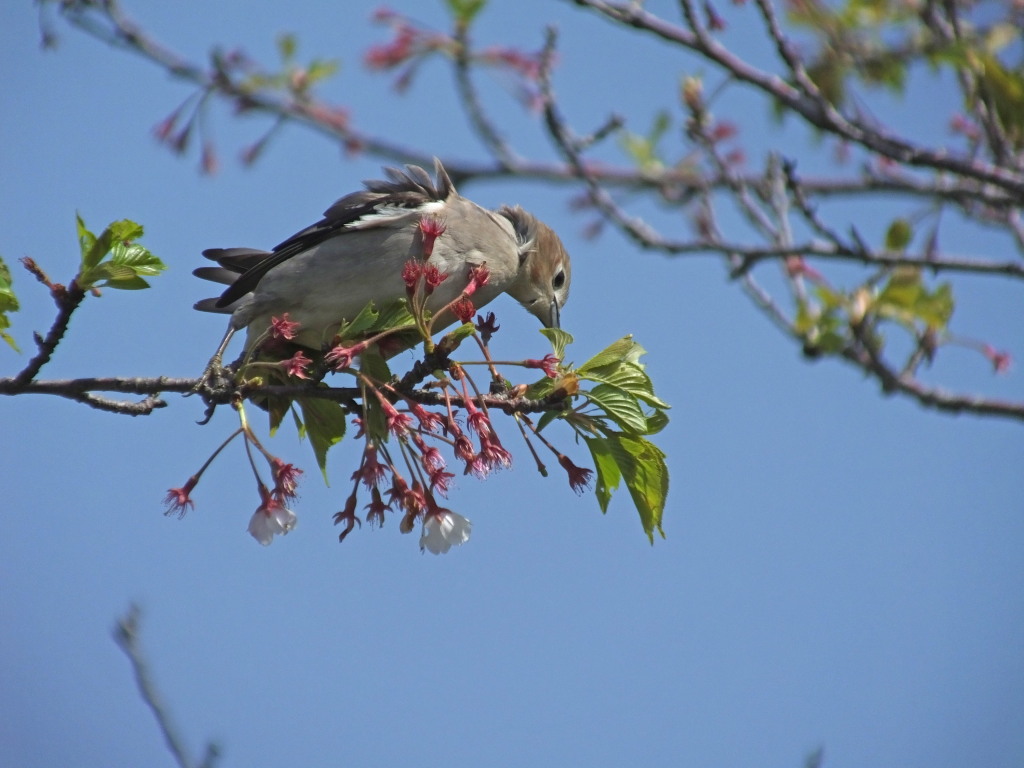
<box><xmin>552</xmin><ymin>270</ymin><xmax>565</xmax><ymax>289</ymax></box>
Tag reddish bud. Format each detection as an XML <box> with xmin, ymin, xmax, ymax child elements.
<box><xmin>365</xmin><ymin>486</ymin><xmax>388</xmax><ymax>529</ymax></box>
<box><xmin>524</xmin><ymin>353</ymin><xmax>560</xmax><ymax>378</ymax></box>
<box><xmin>474</xmin><ymin>312</ymin><xmax>500</xmax><ymax>344</ymax></box>
<box><xmin>422</xmin><ymin>263</ymin><xmax>448</xmax><ymax>294</ymax></box>
<box><xmin>164</xmin><ymin>475</ymin><xmax>198</xmax><ymax>518</ymax></box>
<box><xmin>402</xmin><ymin>259</ymin><xmax>423</xmax><ymax>294</ymax></box>
<box><xmin>333</xmin><ymin>491</ymin><xmax>362</xmax><ymax>543</ymax></box>
<box><xmin>452</xmin><ymin>297</ymin><xmax>476</xmax><ymax>324</ymax></box>
<box><xmin>201</xmin><ymin>142</ymin><xmax>219</xmax><ymax>175</ymax></box>
<box><xmin>982</xmin><ymin>344</ymin><xmax>1012</xmax><ymax>374</ymax></box>
<box><xmin>704</xmin><ymin>0</ymin><xmax>726</xmax><ymax>30</ymax></box>
<box><xmin>784</xmin><ymin>257</ymin><xmax>824</xmax><ymax>283</ymax></box>
<box><xmin>453</xmin><ymin>433</ymin><xmax>475</xmax><ymax>464</ymax></box>
<box><xmin>418</xmin><ymin>215</ymin><xmax>447</xmax><ymax>257</ymax></box>
<box><xmin>464</xmin><ymin>265</ymin><xmax>490</xmax><ymax>297</ymax></box>
<box><xmin>558</xmin><ymin>454</ymin><xmax>593</xmax><ymax>495</ymax></box>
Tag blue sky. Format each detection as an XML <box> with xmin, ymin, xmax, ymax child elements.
<box><xmin>2</xmin><ymin>2</ymin><xmax>1022</xmax><ymax>767</ymax></box>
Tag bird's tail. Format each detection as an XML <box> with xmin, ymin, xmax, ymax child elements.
<box><xmin>193</xmin><ymin>247</ymin><xmax>271</xmax><ymax>313</ymax></box>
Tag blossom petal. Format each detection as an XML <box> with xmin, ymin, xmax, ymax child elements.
<box><xmin>419</xmin><ymin>511</ymin><xmax>472</xmax><ymax>555</ymax></box>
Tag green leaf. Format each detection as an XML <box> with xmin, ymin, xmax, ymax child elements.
<box><xmin>277</xmin><ymin>33</ymin><xmax>297</xmax><ymax>62</ymax></box>
<box><xmin>583</xmin><ymin>436</ymin><xmax>622</xmax><ymax>514</ymax></box>
<box><xmin>335</xmin><ymin>301</ymin><xmax>380</xmax><ymax>340</ymax></box>
<box><xmin>370</xmin><ymin>298</ymin><xmax>416</xmax><ymax>333</ymax></box>
<box><xmin>78</xmin><ymin>217</ymin><xmax>162</xmax><ymax>290</ymax></box>
<box><xmin>580</xmin><ymin>361</ymin><xmax>669</xmax><ymax>410</ymax></box>
<box><xmin>110</xmin><ymin>240</ymin><xmax>163</xmax><ymax>274</ymax></box>
<box><xmin>645</xmin><ymin>409</ymin><xmax>670</xmax><ymax>435</ymax></box>
<box><xmin>585</xmin><ymin>383</ymin><xmax>649</xmax><ymax>434</ymax></box>
<box><xmin>605</xmin><ymin>433</ymin><xmax>669</xmax><ymax>543</ymax></box>
<box><xmin>298</xmin><ymin>395</ymin><xmax>348</xmax><ymax>482</ymax></box>
<box><xmin>0</xmin><ymin>255</ymin><xmax>19</xmax><ymax>352</ymax></box>
<box><xmin>539</xmin><ymin>327</ymin><xmax>574</xmax><ymax>360</ymax></box>
<box><xmin>578</xmin><ymin>335</ymin><xmax>645</xmax><ymax>375</ymax></box>
<box><xmin>445</xmin><ymin>321</ymin><xmax>476</xmax><ymax>343</ymax></box>
<box><xmin>977</xmin><ymin>54</ymin><xmax>1024</xmax><ymax>146</ymax></box>
<box><xmin>885</xmin><ymin>218</ymin><xmax>912</xmax><ymax>251</ymax></box>
<box><xmin>359</xmin><ymin>350</ymin><xmax>394</xmax><ymax>441</ymax></box>
<box><xmin>77</xmin><ymin>213</ymin><xmax>104</xmax><ymax>272</ymax></box>
<box><xmin>608</xmin><ymin>434</ymin><xmax>668</xmax><ymax>542</ymax></box>
<box><xmin>307</xmin><ymin>59</ymin><xmax>340</xmax><ymax>85</ymax></box>
<box><xmin>445</xmin><ymin>0</ymin><xmax>487</xmax><ymax>24</ymax></box>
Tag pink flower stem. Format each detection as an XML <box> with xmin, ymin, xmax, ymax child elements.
<box><xmin>192</xmin><ymin>426</ymin><xmax>245</xmax><ymax>482</ymax></box>
<box><xmin>509</xmin><ymin>412</ymin><xmax>548</xmax><ymax>475</ymax></box>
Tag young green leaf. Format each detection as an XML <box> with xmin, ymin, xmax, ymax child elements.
<box><xmin>885</xmin><ymin>218</ymin><xmax>913</xmax><ymax>251</ymax></box>
<box><xmin>0</xmin><ymin>255</ymin><xmax>19</xmax><ymax>352</ymax></box>
<box><xmin>605</xmin><ymin>433</ymin><xmax>668</xmax><ymax>543</ymax></box>
<box><xmin>578</xmin><ymin>335</ymin><xmax>645</xmax><ymax>374</ymax></box>
<box><xmin>298</xmin><ymin>395</ymin><xmax>348</xmax><ymax>482</ymax></box>
<box><xmin>585</xmin><ymin>383</ymin><xmax>650</xmax><ymax>434</ymax></box>
<box><xmin>539</xmin><ymin>327</ymin><xmax>574</xmax><ymax>360</ymax></box>
<box><xmin>583</xmin><ymin>435</ymin><xmax>622</xmax><ymax>514</ymax></box>
<box><xmin>445</xmin><ymin>0</ymin><xmax>487</xmax><ymax>25</ymax></box>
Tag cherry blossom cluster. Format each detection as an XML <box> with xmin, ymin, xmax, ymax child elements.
<box><xmin>164</xmin><ymin>426</ymin><xmax>304</xmax><ymax>547</ymax></box>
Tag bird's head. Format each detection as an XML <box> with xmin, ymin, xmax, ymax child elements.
<box><xmin>499</xmin><ymin>206</ymin><xmax>572</xmax><ymax>329</ymax></box>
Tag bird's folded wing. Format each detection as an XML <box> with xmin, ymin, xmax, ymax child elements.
<box><xmin>212</xmin><ymin>162</ymin><xmax>454</xmax><ymax>308</ymax></box>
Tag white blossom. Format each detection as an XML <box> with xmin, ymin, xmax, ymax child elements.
<box><xmin>248</xmin><ymin>502</ymin><xmax>297</xmax><ymax>546</ymax></box>
<box><xmin>419</xmin><ymin>510</ymin><xmax>472</xmax><ymax>554</ymax></box>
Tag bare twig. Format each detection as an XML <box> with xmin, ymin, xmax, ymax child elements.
<box><xmin>451</xmin><ymin>23</ymin><xmax>518</xmax><ymax>167</ymax></box>
<box><xmin>570</xmin><ymin>0</ymin><xmax>1024</xmax><ymax>197</ymax></box>
<box><xmin>12</xmin><ymin>259</ymin><xmax>87</xmax><ymax>387</ymax></box>
<box><xmin>113</xmin><ymin>605</ymin><xmax>220</xmax><ymax>768</ymax></box>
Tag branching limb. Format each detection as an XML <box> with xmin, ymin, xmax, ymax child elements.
<box><xmin>11</xmin><ymin>258</ymin><xmax>88</xmax><ymax>387</ymax></box>
<box><xmin>569</xmin><ymin>0</ymin><xmax>1024</xmax><ymax>196</ymax></box>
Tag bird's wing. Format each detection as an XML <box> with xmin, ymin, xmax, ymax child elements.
<box><xmin>211</xmin><ymin>161</ymin><xmax>455</xmax><ymax>308</ymax></box>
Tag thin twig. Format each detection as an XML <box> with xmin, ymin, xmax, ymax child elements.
<box><xmin>113</xmin><ymin>605</ymin><xmax>219</xmax><ymax>768</ymax></box>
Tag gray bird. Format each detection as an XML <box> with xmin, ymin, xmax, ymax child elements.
<box><xmin>195</xmin><ymin>159</ymin><xmax>572</xmax><ymax>372</ymax></box>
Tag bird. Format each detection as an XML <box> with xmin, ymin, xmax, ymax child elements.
<box><xmin>194</xmin><ymin>158</ymin><xmax>572</xmax><ymax>375</ymax></box>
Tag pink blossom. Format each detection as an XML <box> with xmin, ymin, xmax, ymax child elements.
<box><xmin>352</xmin><ymin>445</ymin><xmax>388</xmax><ymax>488</ymax></box>
<box><xmin>525</xmin><ymin>353</ymin><xmax>560</xmax><ymax>378</ymax></box>
<box><xmin>270</xmin><ymin>313</ymin><xmax>301</xmax><ymax>340</ymax></box>
<box><xmin>271</xmin><ymin>459</ymin><xmax>303</xmax><ymax>500</ymax></box>
<box><xmin>164</xmin><ymin>476</ymin><xmax>198</xmax><ymax>518</ymax></box>
<box><xmin>281</xmin><ymin>350</ymin><xmax>312</xmax><ymax>379</ymax></box>
<box><xmin>325</xmin><ymin>341</ymin><xmax>367</xmax><ymax>370</ymax></box>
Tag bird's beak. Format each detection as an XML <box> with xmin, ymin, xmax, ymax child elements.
<box><xmin>547</xmin><ymin>298</ymin><xmax>561</xmax><ymax>329</ymax></box>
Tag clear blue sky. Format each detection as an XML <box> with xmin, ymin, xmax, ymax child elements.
<box><xmin>2</xmin><ymin>2</ymin><xmax>1022</xmax><ymax>767</ymax></box>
